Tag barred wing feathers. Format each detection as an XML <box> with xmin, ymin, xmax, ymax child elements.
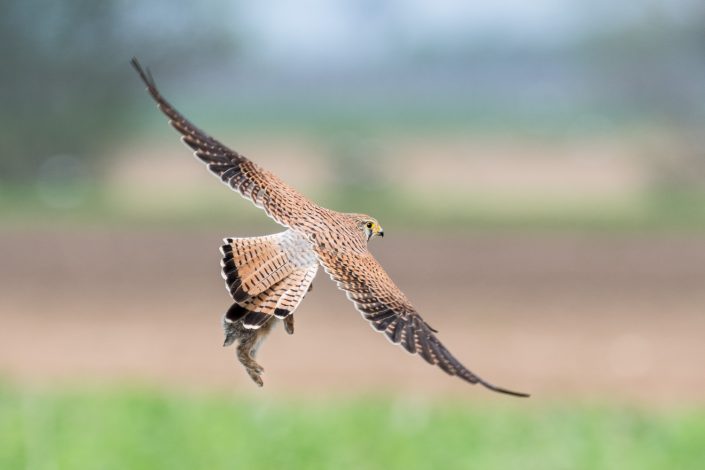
<box><xmin>317</xmin><ymin>249</ymin><xmax>529</xmax><ymax>397</ymax></box>
<box><xmin>131</xmin><ymin>58</ymin><xmax>320</xmax><ymax>231</ymax></box>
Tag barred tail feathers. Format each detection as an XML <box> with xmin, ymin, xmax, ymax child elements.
<box><xmin>220</xmin><ymin>230</ymin><xmax>318</xmax><ymax>329</ymax></box>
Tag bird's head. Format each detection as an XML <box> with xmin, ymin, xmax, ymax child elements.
<box><xmin>350</xmin><ymin>214</ymin><xmax>384</xmax><ymax>241</ymax></box>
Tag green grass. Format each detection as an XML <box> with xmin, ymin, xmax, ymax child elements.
<box><xmin>1</xmin><ymin>384</ymin><xmax>704</xmax><ymax>470</ymax></box>
<box><xmin>3</xmin><ymin>183</ymin><xmax>705</xmax><ymax>233</ymax></box>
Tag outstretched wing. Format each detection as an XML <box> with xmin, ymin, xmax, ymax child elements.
<box><xmin>316</xmin><ymin>249</ymin><xmax>529</xmax><ymax>397</ymax></box>
<box><xmin>131</xmin><ymin>58</ymin><xmax>320</xmax><ymax>231</ymax></box>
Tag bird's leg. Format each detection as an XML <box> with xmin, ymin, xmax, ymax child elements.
<box><xmin>283</xmin><ymin>314</ymin><xmax>294</xmax><ymax>335</ymax></box>
<box><xmin>282</xmin><ymin>282</ymin><xmax>311</xmax><ymax>335</ymax></box>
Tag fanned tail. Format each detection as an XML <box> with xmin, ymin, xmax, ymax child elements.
<box><xmin>220</xmin><ymin>230</ymin><xmax>318</xmax><ymax>329</ymax></box>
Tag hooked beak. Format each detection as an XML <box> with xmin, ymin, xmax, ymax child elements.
<box><xmin>367</xmin><ymin>225</ymin><xmax>384</xmax><ymax>241</ymax></box>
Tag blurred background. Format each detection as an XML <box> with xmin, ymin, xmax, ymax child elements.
<box><xmin>2</xmin><ymin>1</ymin><xmax>705</xmax><ymax>468</ymax></box>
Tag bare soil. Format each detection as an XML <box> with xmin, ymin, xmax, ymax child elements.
<box><xmin>2</xmin><ymin>229</ymin><xmax>704</xmax><ymax>404</ymax></box>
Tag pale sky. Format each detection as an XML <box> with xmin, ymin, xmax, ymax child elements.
<box><xmin>237</xmin><ymin>0</ymin><xmax>701</xmax><ymax>65</ymax></box>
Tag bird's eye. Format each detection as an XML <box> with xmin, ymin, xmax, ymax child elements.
<box><xmin>366</xmin><ymin>222</ymin><xmax>373</xmax><ymax>229</ymax></box>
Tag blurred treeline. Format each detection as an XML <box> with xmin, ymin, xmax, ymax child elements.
<box><xmin>0</xmin><ymin>0</ymin><xmax>236</xmax><ymax>183</ymax></box>
<box><xmin>2</xmin><ymin>0</ymin><xmax>705</xmax><ymax>200</ymax></box>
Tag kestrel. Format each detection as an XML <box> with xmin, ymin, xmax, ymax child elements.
<box><xmin>131</xmin><ymin>58</ymin><xmax>528</xmax><ymax>397</ymax></box>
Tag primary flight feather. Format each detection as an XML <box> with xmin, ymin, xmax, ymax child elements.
<box><xmin>131</xmin><ymin>58</ymin><xmax>528</xmax><ymax>397</ymax></box>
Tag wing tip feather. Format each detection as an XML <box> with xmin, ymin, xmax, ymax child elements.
<box><xmin>130</xmin><ymin>57</ymin><xmax>158</xmax><ymax>95</ymax></box>
<box><xmin>476</xmin><ymin>379</ymin><xmax>531</xmax><ymax>398</ymax></box>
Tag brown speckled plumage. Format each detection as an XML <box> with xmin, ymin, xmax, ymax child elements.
<box><xmin>132</xmin><ymin>58</ymin><xmax>528</xmax><ymax>397</ymax></box>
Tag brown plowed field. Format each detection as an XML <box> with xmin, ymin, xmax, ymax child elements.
<box><xmin>2</xmin><ymin>229</ymin><xmax>704</xmax><ymax>404</ymax></box>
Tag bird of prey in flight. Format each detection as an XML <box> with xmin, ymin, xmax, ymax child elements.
<box><xmin>131</xmin><ymin>58</ymin><xmax>528</xmax><ymax>397</ymax></box>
